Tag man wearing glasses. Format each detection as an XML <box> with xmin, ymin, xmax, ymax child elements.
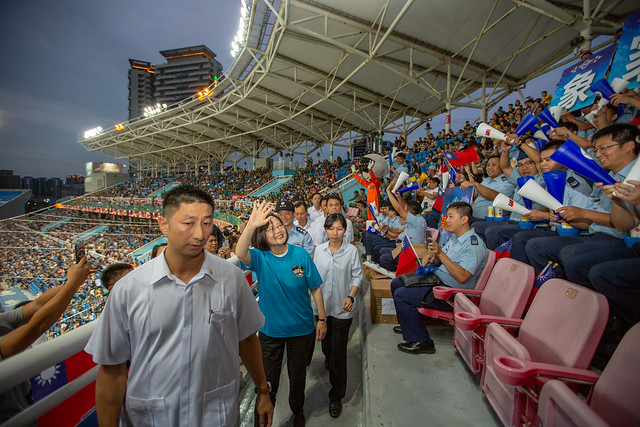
<box><xmin>524</xmin><ymin>124</ymin><xmax>639</xmax><ymax>275</ymax></box>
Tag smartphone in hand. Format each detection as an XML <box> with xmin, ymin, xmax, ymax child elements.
<box><xmin>75</xmin><ymin>242</ymin><xmax>86</xmax><ymax>263</ymax></box>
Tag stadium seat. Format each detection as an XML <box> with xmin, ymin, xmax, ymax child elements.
<box><xmin>480</xmin><ymin>279</ymin><xmax>608</xmax><ymax>426</ymax></box>
<box><xmin>451</xmin><ymin>258</ymin><xmax>534</xmax><ymax>375</ymax></box>
<box><xmin>534</xmin><ymin>323</ymin><xmax>640</xmax><ymax>427</ymax></box>
<box><xmin>417</xmin><ymin>250</ymin><xmax>496</xmax><ymax>323</ymax></box>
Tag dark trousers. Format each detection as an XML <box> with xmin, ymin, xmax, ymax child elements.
<box><xmin>423</xmin><ymin>211</ymin><xmax>441</xmax><ymax>229</ymax></box>
<box><xmin>510</xmin><ymin>228</ymin><xmax>556</xmax><ymax>264</ymax></box>
<box><xmin>485</xmin><ymin>223</ymin><xmax>521</xmax><ymax>250</ymax></box>
<box><xmin>391</xmin><ymin>277</ymin><xmax>450</xmax><ymax>343</ymax></box>
<box><xmin>321</xmin><ymin>316</ymin><xmax>353</xmax><ymax>402</ymax></box>
<box><xmin>255</xmin><ymin>331</ymin><xmax>315</xmax><ymax>424</ymax></box>
<box><xmin>370</xmin><ymin>237</ymin><xmax>396</xmax><ymax>263</ymax></box>
<box><xmin>379</xmin><ymin>247</ymin><xmax>398</xmax><ymax>271</ymax></box>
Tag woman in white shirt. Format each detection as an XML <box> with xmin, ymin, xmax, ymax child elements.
<box><xmin>313</xmin><ymin>213</ymin><xmax>363</xmax><ymax>418</ymax></box>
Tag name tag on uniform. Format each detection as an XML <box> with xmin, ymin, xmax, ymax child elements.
<box><xmin>568</xmin><ymin>177</ymin><xmax>578</xmax><ymax>188</ymax></box>
<box><xmin>470</xmin><ymin>235</ymin><xmax>479</xmax><ymax>245</ymax></box>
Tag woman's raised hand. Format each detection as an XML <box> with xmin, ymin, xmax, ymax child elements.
<box><xmin>248</xmin><ymin>200</ymin><xmax>275</xmax><ymax>228</ymax></box>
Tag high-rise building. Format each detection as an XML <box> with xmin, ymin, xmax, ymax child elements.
<box><xmin>128</xmin><ymin>60</ymin><xmax>156</xmax><ymax>120</ymax></box>
<box><xmin>154</xmin><ymin>45</ymin><xmax>222</xmax><ymax>105</ymax></box>
<box><xmin>127</xmin><ymin>45</ymin><xmax>223</xmax><ymax>120</ymax></box>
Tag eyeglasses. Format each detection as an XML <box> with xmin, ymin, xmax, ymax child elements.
<box><xmin>593</xmin><ymin>143</ymin><xmax>620</xmax><ymax>155</ymax></box>
<box><xmin>518</xmin><ymin>160</ymin><xmax>535</xmax><ymax>167</ymax></box>
<box><xmin>266</xmin><ymin>224</ymin><xmax>285</xmax><ymax>234</ymax></box>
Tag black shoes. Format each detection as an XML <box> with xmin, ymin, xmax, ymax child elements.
<box><xmin>397</xmin><ymin>340</ymin><xmax>436</xmax><ymax>354</ymax></box>
<box><xmin>329</xmin><ymin>400</ymin><xmax>343</xmax><ymax>418</ymax></box>
<box><xmin>393</xmin><ymin>325</ymin><xmax>402</xmax><ymax>334</ymax></box>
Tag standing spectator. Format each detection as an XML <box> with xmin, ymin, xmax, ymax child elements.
<box><xmin>85</xmin><ymin>185</ymin><xmax>273</xmax><ymax>427</ymax></box>
<box><xmin>312</xmin><ymin>213</ymin><xmax>362</xmax><ymax>418</ymax></box>
<box><xmin>237</xmin><ymin>200</ymin><xmax>327</xmax><ymax>427</ymax></box>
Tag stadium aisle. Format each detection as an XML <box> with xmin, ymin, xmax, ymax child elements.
<box><xmin>238</xmin><ymin>316</ymin><xmax>363</xmax><ymax>426</ymax></box>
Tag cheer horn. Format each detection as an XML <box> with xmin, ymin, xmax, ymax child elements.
<box><xmin>476</xmin><ymin>123</ymin><xmax>506</xmax><ymax>141</ymax></box>
<box><xmin>549</xmin><ymin>139</ymin><xmax>616</xmax><ymax>185</ymax></box>
<box><xmin>417</xmin><ymin>172</ymin><xmax>429</xmax><ymax>182</ymax></box>
<box><xmin>493</xmin><ymin>193</ymin><xmax>530</xmax><ymax>215</ymax></box>
<box><xmin>517</xmin><ymin>179</ymin><xmax>563</xmax><ymax>211</ymax></box>
<box><xmin>441</xmin><ymin>171</ymin><xmax>450</xmax><ymax>189</ymax></box>
<box><xmin>537</xmin><ymin>108</ymin><xmax>560</xmax><ymax>128</ymax></box>
<box><xmin>392</xmin><ymin>171</ymin><xmax>410</xmax><ymax>193</ymax></box>
<box><xmin>624</xmin><ymin>155</ymin><xmax>640</xmax><ymax>185</ymax></box>
<box><xmin>516</xmin><ymin>176</ymin><xmax>534</xmax><ymax>210</ymax></box>
<box><xmin>543</xmin><ymin>170</ymin><xmax>567</xmax><ymax>206</ymax></box>
<box><xmin>535</xmin><ymin>139</ymin><xmax>547</xmax><ymax>152</ymax></box>
<box><xmin>397</xmin><ymin>181</ymin><xmax>420</xmax><ymax>194</ymax></box>
<box><xmin>534</xmin><ymin>130</ymin><xmax>549</xmax><ymax>141</ymax></box>
<box><xmin>514</xmin><ymin>113</ymin><xmax>539</xmax><ymax>137</ymax></box>
<box><xmin>591</xmin><ymin>77</ymin><xmax>630</xmax><ymax>111</ymax></box>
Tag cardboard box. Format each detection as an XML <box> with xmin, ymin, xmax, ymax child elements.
<box><xmin>370</xmin><ymin>273</ymin><xmax>397</xmax><ymax>324</ymax></box>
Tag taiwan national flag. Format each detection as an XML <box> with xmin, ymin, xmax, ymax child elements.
<box><xmin>396</xmin><ymin>235</ymin><xmax>421</xmax><ymax>277</ymax></box>
<box><xmin>443</xmin><ymin>146</ymin><xmax>480</xmax><ymax>167</ymax></box>
<box><xmin>29</xmin><ymin>350</ymin><xmax>98</xmax><ymax>426</ymax></box>
<box><xmin>495</xmin><ymin>239</ymin><xmax>512</xmax><ymax>259</ymax></box>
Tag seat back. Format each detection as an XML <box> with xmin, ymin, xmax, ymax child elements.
<box><xmin>518</xmin><ymin>279</ymin><xmax>609</xmax><ymax>369</ymax></box>
<box><xmin>477</xmin><ymin>258</ymin><xmax>534</xmax><ymax>317</ymax></box>
<box><xmin>473</xmin><ymin>249</ymin><xmax>497</xmax><ymax>293</ymax></box>
<box><xmin>453</xmin><ymin>258</ymin><xmax>534</xmax><ymax>375</ymax></box>
<box><xmin>590</xmin><ymin>322</ymin><xmax>640</xmax><ymax>426</ymax></box>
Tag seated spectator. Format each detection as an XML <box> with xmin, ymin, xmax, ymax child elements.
<box><xmin>390</xmin><ymin>202</ymin><xmax>487</xmax><ymax>355</ymax></box>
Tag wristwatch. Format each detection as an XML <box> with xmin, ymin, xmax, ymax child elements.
<box><xmin>565</xmin><ymin>131</ymin><xmax>572</xmax><ymax>139</ymax></box>
<box><xmin>255</xmin><ymin>381</ymin><xmax>271</xmax><ymax>395</ymax></box>
<box><xmin>347</xmin><ymin>295</ymin><xmax>355</xmax><ymax>303</ymax></box>
<box><xmin>317</xmin><ymin>318</ymin><xmax>327</xmax><ymax>322</ymax></box>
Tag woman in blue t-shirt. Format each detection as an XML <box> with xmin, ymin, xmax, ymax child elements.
<box><xmin>237</xmin><ymin>200</ymin><xmax>327</xmax><ymax>427</ymax></box>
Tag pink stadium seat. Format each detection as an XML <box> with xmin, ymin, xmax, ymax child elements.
<box><xmin>452</xmin><ymin>258</ymin><xmax>534</xmax><ymax>375</ymax></box>
<box><xmin>417</xmin><ymin>250</ymin><xmax>496</xmax><ymax>323</ymax></box>
<box><xmin>535</xmin><ymin>323</ymin><xmax>640</xmax><ymax>427</ymax></box>
<box><xmin>480</xmin><ymin>279</ymin><xmax>608</xmax><ymax>426</ymax></box>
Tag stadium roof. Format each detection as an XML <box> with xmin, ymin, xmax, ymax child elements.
<box><xmin>79</xmin><ymin>0</ymin><xmax>638</xmax><ymax>172</ymax></box>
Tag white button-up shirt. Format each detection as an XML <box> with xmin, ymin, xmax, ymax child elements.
<box><xmin>313</xmin><ymin>241</ymin><xmax>363</xmax><ymax>319</ymax></box>
<box><xmin>85</xmin><ymin>252</ymin><xmax>264</xmax><ymax>427</ymax></box>
<box><xmin>310</xmin><ymin>215</ymin><xmax>354</xmax><ymax>245</ymax></box>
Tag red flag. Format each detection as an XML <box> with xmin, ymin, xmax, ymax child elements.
<box><xmin>395</xmin><ymin>235</ymin><xmax>420</xmax><ymax>277</ymax></box>
<box><xmin>444</xmin><ymin>146</ymin><xmax>480</xmax><ymax>167</ymax></box>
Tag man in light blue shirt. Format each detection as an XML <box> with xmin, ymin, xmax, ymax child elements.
<box><xmin>462</xmin><ymin>155</ymin><xmax>515</xmax><ymax>220</ymax></box>
<box><xmin>276</xmin><ymin>200</ymin><xmax>314</xmax><ymax>256</ymax></box>
<box><xmin>525</xmin><ymin>124</ymin><xmax>638</xmax><ymax>274</ymax></box>
<box><xmin>390</xmin><ymin>202</ymin><xmax>487</xmax><ymax>355</ymax></box>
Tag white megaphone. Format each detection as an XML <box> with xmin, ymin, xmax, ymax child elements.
<box><xmin>584</xmin><ymin>110</ymin><xmax>596</xmax><ymax>126</ymax></box>
<box><xmin>624</xmin><ymin>154</ymin><xmax>640</xmax><ymax>185</ymax></box>
<box><xmin>392</xmin><ymin>171</ymin><xmax>410</xmax><ymax>193</ymax></box>
<box><xmin>441</xmin><ymin>171</ymin><xmax>450</xmax><ymax>189</ymax></box>
<box><xmin>517</xmin><ymin>179</ymin><xmax>563</xmax><ymax>211</ymax></box>
<box><xmin>476</xmin><ymin>123</ymin><xmax>506</xmax><ymax>141</ymax></box>
<box><xmin>492</xmin><ymin>193</ymin><xmax>530</xmax><ymax>215</ymax></box>
<box><xmin>534</xmin><ymin>130</ymin><xmax>549</xmax><ymax>141</ymax></box>
<box><xmin>548</xmin><ymin>105</ymin><xmax>563</xmax><ymax>122</ymax></box>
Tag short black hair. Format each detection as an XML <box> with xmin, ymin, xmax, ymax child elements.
<box><xmin>151</xmin><ymin>243</ymin><xmax>167</xmax><ymax>258</ymax></box>
<box><xmin>326</xmin><ymin>193</ymin><xmax>343</xmax><ymax>206</ymax></box>
<box><xmin>324</xmin><ymin>213</ymin><xmax>347</xmax><ymax>230</ymax></box>
<box><xmin>593</xmin><ymin>123</ymin><xmax>640</xmax><ymax>154</ymax></box>
<box><xmin>540</xmin><ymin>140</ymin><xmax>565</xmax><ymax>152</ymax></box>
<box><xmin>162</xmin><ymin>185</ymin><xmax>214</xmax><ymax>218</ymax></box>
<box><xmin>294</xmin><ymin>201</ymin><xmax>307</xmax><ymax>211</ymax></box>
<box><xmin>447</xmin><ymin>201</ymin><xmax>473</xmax><ymax>221</ymax></box>
<box><xmin>251</xmin><ymin>214</ymin><xmax>288</xmax><ymax>251</ymax></box>
<box><xmin>101</xmin><ymin>263</ymin><xmax>133</xmax><ymax>290</ymax></box>
<box><xmin>406</xmin><ymin>201</ymin><xmax>421</xmax><ymax>215</ymax></box>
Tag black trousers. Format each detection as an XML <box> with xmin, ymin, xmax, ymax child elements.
<box><xmin>254</xmin><ymin>331</ymin><xmax>315</xmax><ymax>425</ymax></box>
<box><xmin>321</xmin><ymin>316</ymin><xmax>353</xmax><ymax>402</ymax></box>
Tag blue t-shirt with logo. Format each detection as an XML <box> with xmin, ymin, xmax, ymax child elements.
<box><xmin>242</xmin><ymin>244</ymin><xmax>322</xmax><ymax>338</ymax></box>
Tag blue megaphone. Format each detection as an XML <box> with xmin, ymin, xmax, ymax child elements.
<box><xmin>549</xmin><ymin>140</ymin><xmax>616</xmax><ymax>185</ymax></box>
<box><xmin>543</xmin><ymin>170</ymin><xmax>567</xmax><ymax>206</ymax></box>
<box><xmin>535</xmin><ymin>139</ymin><xmax>547</xmax><ymax>152</ymax></box>
<box><xmin>590</xmin><ymin>78</ymin><xmax>616</xmax><ymax>102</ymax></box>
<box><xmin>397</xmin><ymin>180</ymin><xmax>420</xmax><ymax>193</ymax></box>
<box><xmin>537</xmin><ymin>108</ymin><xmax>560</xmax><ymax>128</ymax></box>
<box><xmin>516</xmin><ymin>176</ymin><xmax>534</xmax><ymax>210</ymax></box>
<box><xmin>514</xmin><ymin>113</ymin><xmax>539</xmax><ymax>137</ymax></box>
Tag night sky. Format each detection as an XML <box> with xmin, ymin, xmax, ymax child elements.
<box><xmin>0</xmin><ymin>0</ymin><xmax>240</xmax><ymax>179</ymax></box>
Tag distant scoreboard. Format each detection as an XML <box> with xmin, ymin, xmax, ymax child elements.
<box><xmin>85</xmin><ymin>162</ymin><xmax>123</xmax><ymax>177</ymax></box>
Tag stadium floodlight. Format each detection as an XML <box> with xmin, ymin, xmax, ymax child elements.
<box><xmin>231</xmin><ymin>49</ymin><xmax>237</xmax><ymax>57</ymax></box>
<box><xmin>231</xmin><ymin>41</ymin><xmax>239</xmax><ymax>52</ymax></box>
<box><xmin>241</xmin><ymin>6</ymin><xmax>247</xmax><ymax>18</ymax></box>
<box><xmin>83</xmin><ymin>126</ymin><xmax>103</xmax><ymax>139</ymax></box>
